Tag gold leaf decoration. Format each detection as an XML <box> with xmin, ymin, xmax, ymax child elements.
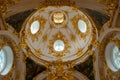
<box><xmin>27</xmin><ymin>16</ymin><xmax>47</xmax><ymax>42</ymax></box>
<box><xmin>48</xmin><ymin>31</ymin><xmax>71</xmax><ymax>58</ymax></box>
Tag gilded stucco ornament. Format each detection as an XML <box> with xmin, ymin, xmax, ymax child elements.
<box><xmin>0</xmin><ymin>0</ymin><xmax>18</xmax><ymax>14</ymax></box>
<box><xmin>96</xmin><ymin>32</ymin><xmax>120</xmax><ymax>80</ymax></box>
<box><xmin>0</xmin><ymin>37</ymin><xmax>15</xmax><ymax>79</ymax></box>
<box><xmin>50</xmin><ymin>11</ymin><xmax>68</xmax><ymax>28</ymax></box>
<box><xmin>46</xmin><ymin>60</ymin><xmax>75</xmax><ymax>80</ymax></box>
<box><xmin>0</xmin><ymin>41</ymin><xmax>5</xmax><ymax>50</ymax></box>
<box><xmin>39</xmin><ymin>0</ymin><xmax>75</xmax><ymax>7</ymax></box>
<box><xmin>48</xmin><ymin>31</ymin><xmax>70</xmax><ymax>58</ymax></box>
<box><xmin>0</xmin><ymin>4</ymin><xmax>7</xmax><ymax>14</ymax></box>
<box><xmin>21</xmin><ymin>6</ymin><xmax>97</xmax><ymax>80</ymax></box>
<box><xmin>27</xmin><ymin>16</ymin><xmax>46</xmax><ymax>42</ymax></box>
<box><xmin>53</xmin><ymin>12</ymin><xmax>65</xmax><ymax>24</ymax></box>
<box><xmin>96</xmin><ymin>0</ymin><xmax>118</xmax><ymax>27</ymax></box>
<box><xmin>22</xmin><ymin>6</ymin><xmax>95</xmax><ymax>63</ymax></box>
<box><xmin>95</xmin><ymin>0</ymin><xmax>118</xmax><ymax>15</ymax></box>
<box><xmin>0</xmin><ymin>0</ymin><xmax>19</xmax><ymax>30</ymax></box>
<box><xmin>110</xmin><ymin>38</ymin><xmax>120</xmax><ymax>48</ymax></box>
<box><xmin>42</xmin><ymin>34</ymin><xmax>48</xmax><ymax>42</ymax></box>
<box><xmin>70</xmin><ymin>34</ymin><xmax>76</xmax><ymax>42</ymax></box>
<box><xmin>71</xmin><ymin>14</ymin><xmax>91</xmax><ymax>40</ymax></box>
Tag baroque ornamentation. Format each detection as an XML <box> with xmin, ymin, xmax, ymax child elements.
<box><xmin>20</xmin><ymin>6</ymin><xmax>97</xmax><ymax>80</ymax></box>
<box><xmin>98</xmin><ymin>31</ymin><xmax>120</xmax><ymax>80</ymax></box>
<box><xmin>70</xmin><ymin>34</ymin><xmax>76</xmax><ymax>42</ymax></box>
<box><xmin>0</xmin><ymin>0</ymin><xmax>18</xmax><ymax>14</ymax></box>
<box><xmin>52</xmin><ymin>12</ymin><xmax>65</xmax><ymax>24</ymax></box>
<box><xmin>48</xmin><ymin>31</ymin><xmax>70</xmax><ymax>58</ymax></box>
<box><xmin>110</xmin><ymin>38</ymin><xmax>120</xmax><ymax>48</ymax></box>
<box><xmin>0</xmin><ymin>36</ymin><xmax>17</xmax><ymax>80</ymax></box>
<box><xmin>49</xmin><ymin>11</ymin><xmax>68</xmax><ymax>29</ymax></box>
<box><xmin>22</xmin><ymin>6</ymin><xmax>95</xmax><ymax>63</ymax></box>
<box><xmin>27</xmin><ymin>16</ymin><xmax>46</xmax><ymax>42</ymax></box>
<box><xmin>42</xmin><ymin>34</ymin><xmax>48</xmax><ymax>42</ymax></box>
<box><xmin>95</xmin><ymin>0</ymin><xmax>119</xmax><ymax>27</ymax></box>
<box><xmin>46</xmin><ymin>60</ymin><xmax>75</xmax><ymax>80</ymax></box>
<box><xmin>39</xmin><ymin>0</ymin><xmax>75</xmax><ymax>7</ymax></box>
<box><xmin>0</xmin><ymin>41</ymin><xmax>5</xmax><ymax>50</ymax></box>
<box><xmin>71</xmin><ymin>14</ymin><xmax>91</xmax><ymax>40</ymax></box>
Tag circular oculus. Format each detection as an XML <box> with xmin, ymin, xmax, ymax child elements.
<box><xmin>0</xmin><ymin>49</ymin><xmax>6</xmax><ymax>73</ymax></box>
<box><xmin>53</xmin><ymin>40</ymin><xmax>65</xmax><ymax>52</ymax></box>
<box><xmin>112</xmin><ymin>46</ymin><xmax>120</xmax><ymax>69</ymax></box>
<box><xmin>105</xmin><ymin>42</ymin><xmax>120</xmax><ymax>72</ymax></box>
<box><xmin>0</xmin><ymin>46</ymin><xmax>13</xmax><ymax>75</ymax></box>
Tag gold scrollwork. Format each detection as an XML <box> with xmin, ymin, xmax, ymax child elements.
<box><xmin>0</xmin><ymin>0</ymin><xmax>18</xmax><ymax>14</ymax></box>
<box><xmin>70</xmin><ymin>34</ymin><xmax>76</xmax><ymax>42</ymax></box>
<box><xmin>46</xmin><ymin>60</ymin><xmax>75</xmax><ymax>80</ymax></box>
<box><xmin>71</xmin><ymin>14</ymin><xmax>91</xmax><ymax>41</ymax></box>
<box><xmin>48</xmin><ymin>31</ymin><xmax>71</xmax><ymax>58</ymax></box>
<box><xmin>0</xmin><ymin>41</ymin><xmax>5</xmax><ymax>50</ymax></box>
<box><xmin>52</xmin><ymin>12</ymin><xmax>65</xmax><ymax>24</ymax></box>
<box><xmin>110</xmin><ymin>38</ymin><xmax>120</xmax><ymax>48</ymax></box>
<box><xmin>0</xmin><ymin>37</ymin><xmax>10</xmax><ymax>50</ymax></box>
<box><xmin>98</xmin><ymin>32</ymin><xmax>120</xmax><ymax>80</ymax></box>
<box><xmin>33</xmin><ymin>49</ymin><xmax>42</xmax><ymax>59</ymax></box>
<box><xmin>39</xmin><ymin>0</ymin><xmax>75</xmax><ymax>7</ymax></box>
<box><xmin>0</xmin><ymin>36</ymin><xmax>19</xmax><ymax>80</ymax></box>
<box><xmin>42</xmin><ymin>34</ymin><xmax>48</xmax><ymax>42</ymax></box>
<box><xmin>75</xmin><ymin>27</ymin><xmax>97</xmax><ymax>62</ymax></box>
<box><xmin>0</xmin><ymin>4</ymin><xmax>7</xmax><ymax>13</ymax></box>
<box><xmin>27</xmin><ymin>16</ymin><xmax>46</xmax><ymax>42</ymax></box>
<box><xmin>50</xmin><ymin>11</ymin><xmax>67</xmax><ymax>28</ymax></box>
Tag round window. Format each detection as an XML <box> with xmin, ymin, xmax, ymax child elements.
<box><xmin>53</xmin><ymin>40</ymin><xmax>65</xmax><ymax>52</ymax></box>
<box><xmin>78</xmin><ymin>20</ymin><xmax>87</xmax><ymax>33</ymax></box>
<box><xmin>112</xmin><ymin>46</ymin><xmax>120</xmax><ymax>69</ymax></box>
<box><xmin>105</xmin><ymin>42</ymin><xmax>120</xmax><ymax>72</ymax></box>
<box><xmin>0</xmin><ymin>49</ymin><xmax>6</xmax><ymax>73</ymax></box>
<box><xmin>30</xmin><ymin>20</ymin><xmax>40</xmax><ymax>34</ymax></box>
<box><xmin>0</xmin><ymin>46</ymin><xmax>13</xmax><ymax>75</ymax></box>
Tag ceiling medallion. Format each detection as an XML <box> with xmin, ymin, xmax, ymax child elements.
<box><xmin>48</xmin><ymin>32</ymin><xmax>70</xmax><ymax>58</ymax></box>
<box><xmin>50</xmin><ymin>10</ymin><xmax>68</xmax><ymax>28</ymax></box>
<box><xmin>53</xmin><ymin>12</ymin><xmax>65</xmax><ymax>24</ymax></box>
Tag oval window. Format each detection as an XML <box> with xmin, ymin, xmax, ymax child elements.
<box><xmin>30</xmin><ymin>20</ymin><xmax>40</xmax><ymax>34</ymax></box>
<box><xmin>0</xmin><ymin>46</ymin><xmax>13</xmax><ymax>75</ymax></box>
<box><xmin>78</xmin><ymin>20</ymin><xmax>87</xmax><ymax>33</ymax></box>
